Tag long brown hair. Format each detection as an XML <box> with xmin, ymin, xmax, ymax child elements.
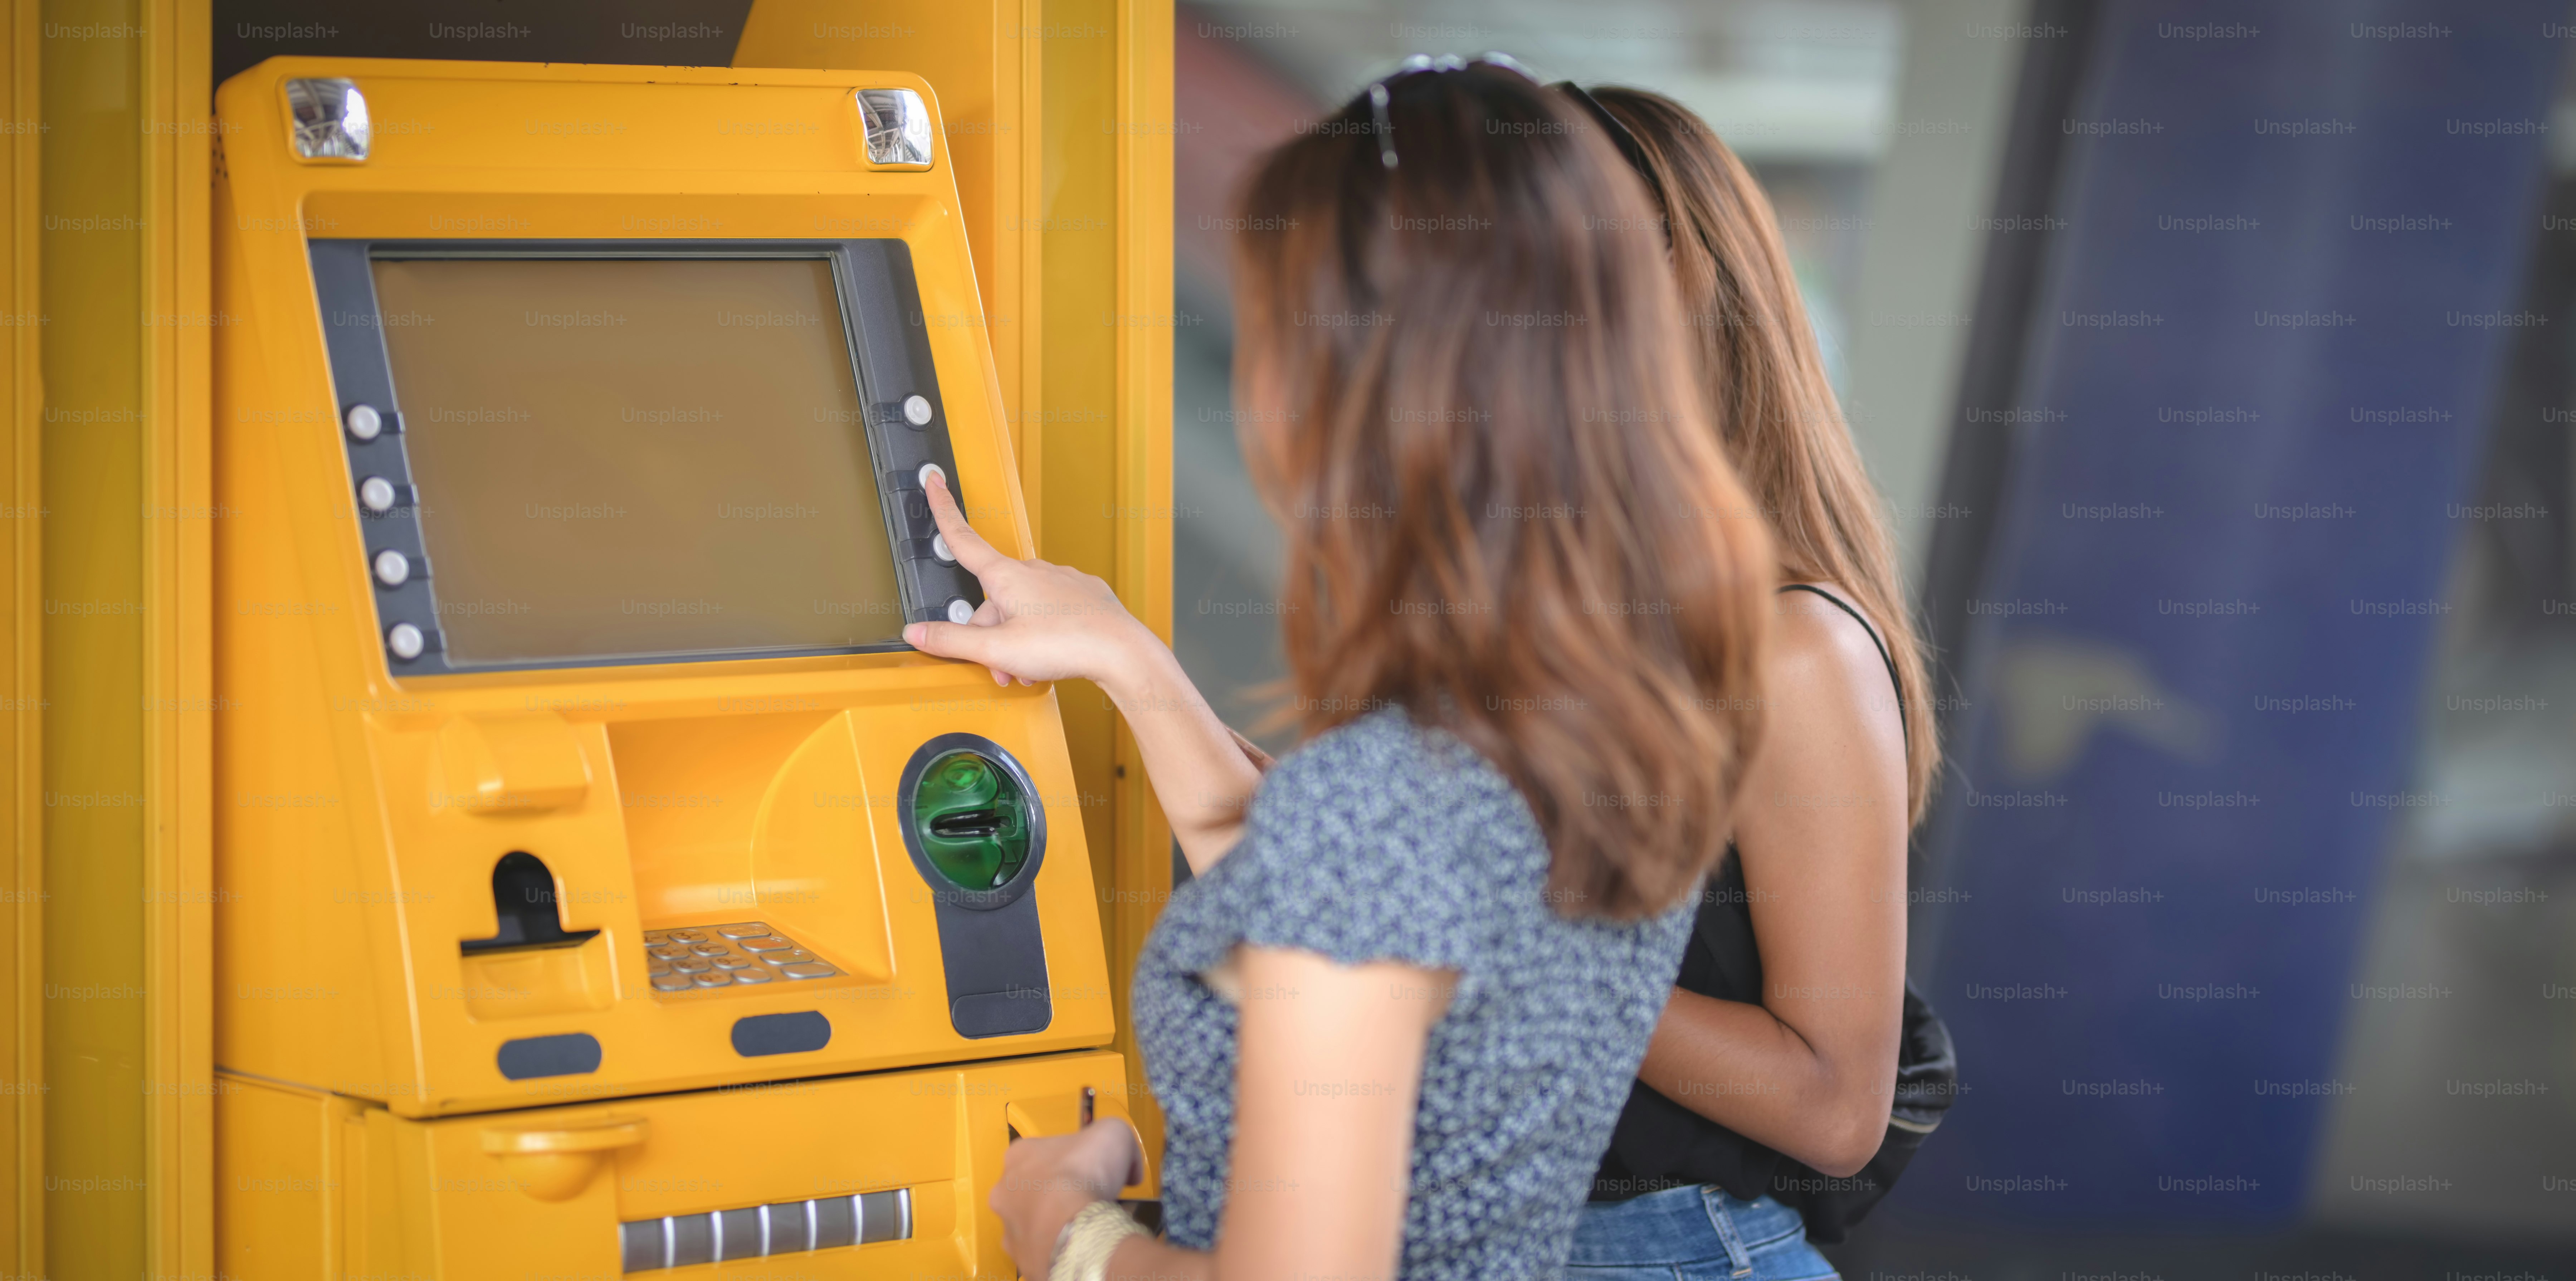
<box><xmin>1593</xmin><ymin>87</ymin><xmax>1942</xmax><ymax>824</ymax></box>
<box><xmin>1230</xmin><ymin>66</ymin><xmax>1775</xmax><ymax>920</ymax></box>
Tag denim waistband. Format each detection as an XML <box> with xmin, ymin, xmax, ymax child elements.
<box><xmin>1565</xmin><ymin>1184</ymin><xmax>1810</xmax><ymax>1271</ymax></box>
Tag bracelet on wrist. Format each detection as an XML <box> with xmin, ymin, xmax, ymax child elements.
<box><xmin>1050</xmin><ymin>1199</ymin><xmax>1147</xmax><ymax>1281</ymax></box>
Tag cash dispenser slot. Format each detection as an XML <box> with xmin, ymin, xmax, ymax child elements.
<box><xmin>608</xmin><ymin>711</ymin><xmax>898</xmax><ymax>994</ymax></box>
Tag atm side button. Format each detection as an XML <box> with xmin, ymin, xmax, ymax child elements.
<box><xmin>731</xmin><ymin>969</ymin><xmax>772</xmax><ymax>985</ymax></box>
<box><xmin>761</xmin><ymin>1199</ymin><xmax>813</xmax><ymax>1253</ymax></box>
<box><xmin>715</xmin><ymin>1207</ymin><xmax>762</xmax><ymax>1262</ymax></box>
<box><xmin>811</xmin><ymin>1193</ymin><xmax>856</xmax><ymax>1250</ymax></box>
<box><xmin>779</xmin><ymin>962</ymin><xmax>838</xmax><ymax>980</ymax></box>
<box><xmin>667</xmin><ymin>1213</ymin><xmax>715</xmax><ymax>1269</ymax></box>
<box><xmin>716</xmin><ymin>922</ymin><xmax>771</xmax><ymax>938</ymax></box>
<box><xmin>738</xmin><ymin>935</ymin><xmax>794</xmax><ymax>953</ymax></box>
<box><xmin>859</xmin><ymin>1189</ymin><xmax>909</xmax><ymax>1243</ymax></box>
<box><xmin>618</xmin><ymin>1219</ymin><xmax>665</xmax><ymax>1273</ymax></box>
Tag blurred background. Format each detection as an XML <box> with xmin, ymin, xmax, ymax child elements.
<box><xmin>1166</xmin><ymin>0</ymin><xmax>2576</xmax><ymax>1275</ymax></box>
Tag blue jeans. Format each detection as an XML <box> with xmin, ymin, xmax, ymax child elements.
<box><xmin>1565</xmin><ymin>1186</ymin><xmax>1837</xmax><ymax>1281</ymax></box>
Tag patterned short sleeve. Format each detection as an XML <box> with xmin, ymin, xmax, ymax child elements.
<box><xmin>1221</xmin><ymin>714</ymin><xmax>1502</xmax><ymax>977</ymax></box>
<box><xmin>1130</xmin><ymin>706</ymin><xmax>1696</xmax><ymax>1275</ymax></box>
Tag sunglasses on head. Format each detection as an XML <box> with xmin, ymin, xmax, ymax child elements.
<box><xmin>1354</xmin><ymin>53</ymin><xmax>1666</xmax><ymax>214</ymax></box>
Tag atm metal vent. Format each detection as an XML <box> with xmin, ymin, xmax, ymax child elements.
<box><xmin>619</xmin><ymin>1188</ymin><xmax>910</xmax><ymax>1272</ymax></box>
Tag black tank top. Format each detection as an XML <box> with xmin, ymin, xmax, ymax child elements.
<box><xmin>1590</xmin><ymin>583</ymin><xmax>1904</xmax><ymax>1203</ymax></box>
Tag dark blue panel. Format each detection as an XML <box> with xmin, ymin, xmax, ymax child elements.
<box><xmin>731</xmin><ymin>1010</ymin><xmax>833</xmax><ymax>1057</ymax></box>
<box><xmin>496</xmin><ymin>1032</ymin><xmax>603</xmax><ymax>1081</ymax></box>
<box><xmin>1905</xmin><ymin>0</ymin><xmax>2561</xmax><ymax>1229</ymax></box>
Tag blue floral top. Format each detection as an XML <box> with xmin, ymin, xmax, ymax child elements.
<box><xmin>1132</xmin><ymin>709</ymin><xmax>1694</xmax><ymax>1278</ymax></box>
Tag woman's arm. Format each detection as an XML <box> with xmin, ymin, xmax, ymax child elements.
<box><xmin>1630</xmin><ymin>589</ymin><xmax>1909</xmax><ymax>1177</ymax></box>
<box><xmin>990</xmin><ymin>946</ymin><xmax>1449</xmax><ymax>1281</ymax></box>
<box><xmin>903</xmin><ymin>472</ymin><xmax>1263</xmax><ymax>872</ymax></box>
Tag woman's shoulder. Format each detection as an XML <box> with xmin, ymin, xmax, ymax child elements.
<box><xmin>1772</xmin><ymin>581</ymin><xmax>1899</xmax><ymax>705</ymax></box>
<box><xmin>1254</xmin><ymin>707</ymin><xmax>1515</xmax><ymax>832</ymax></box>
<box><xmin>1192</xmin><ymin>708</ymin><xmax>1526</xmax><ymax>972</ymax></box>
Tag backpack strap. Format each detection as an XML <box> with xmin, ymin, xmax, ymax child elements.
<box><xmin>1776</xmin><ymin>583</ymin><xmax>1906</xmax><ymax>744</ymax></box>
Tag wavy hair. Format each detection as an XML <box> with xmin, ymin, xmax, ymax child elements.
<box><xmin>1230</xmin><ymin>66</ymin><xmax>1775</xmax><ymax>920</ymax></box>
<box><xmin>1593</xmin><ymin>86</ymin><xmax>1942</xmax><ymax>823</ymax></box>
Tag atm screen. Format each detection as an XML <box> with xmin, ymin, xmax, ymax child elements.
<box><xmin>368</xmin><ymin>255</ymin><xmax>907</xmax><ymax>667</ymax></box>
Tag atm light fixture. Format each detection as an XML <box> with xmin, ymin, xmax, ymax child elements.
<box><xmin>285</xmin><ymin>77</ymin><xmax>370</xmax><ymax>161</ymax></box>
<box><xmin>855</xmin><ymin>88</ymin><xmax>934</xmax><ymax>167</ymax></box>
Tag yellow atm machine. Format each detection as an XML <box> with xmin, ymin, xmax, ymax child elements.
<box><xmin>209</xmin><ymin>57</ymin><xmax>1139</xmax><ymax>1277</ymax></box>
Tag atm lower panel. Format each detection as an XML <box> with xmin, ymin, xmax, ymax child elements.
<box><xmin>214</xmin><ymin>1049</ymin><xmax>1132</xmax><ymax>1280</ymax></box>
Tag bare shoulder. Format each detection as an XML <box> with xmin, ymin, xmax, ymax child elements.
<box><xmin>1769</xmin><ymin>584</ymin><xmax>1895</xmax><ymax>702</ymax></box>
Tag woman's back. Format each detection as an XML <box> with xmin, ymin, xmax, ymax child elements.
<box><xmin>1137</xmin><ymin>709</ymin><xmax>1694</xmax><ymax>1278</ymax></box>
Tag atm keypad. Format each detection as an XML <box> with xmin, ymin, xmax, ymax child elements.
<box><xmin>641</xmin><ymin>922</ymin><xmax>837</xmax><ymax>992</ymax></box>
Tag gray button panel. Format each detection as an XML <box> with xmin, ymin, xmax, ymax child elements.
<box><xmin>619</xmin><ymin>1188</ymin><xmax>911</xmax><ymax>1273</ymax></box>
<box><xmin>640</xmin><ymin>922</ymin><xmax>834</xmax><ymax>996</ymax></box>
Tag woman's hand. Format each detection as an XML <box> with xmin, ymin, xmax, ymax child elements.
<box><xmin>903</xmin><ymin>472</ymin><xmax>1158</xmax><ymax>691</ymax></box>
<box><xmin>989</xmin><ymin>1117</ymin><xmax>1146</xmax><ymax>1276</ymax></box>
<box><xmin>899</xmin><ymin>470</ymin><xmax>1267</xmax><ymax>872</ymax></box>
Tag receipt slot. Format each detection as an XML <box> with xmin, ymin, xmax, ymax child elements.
<box><xmin>209</xmin><ymin>59</ymin><xmax>1134</xmax><ymax>1278</ymax></box>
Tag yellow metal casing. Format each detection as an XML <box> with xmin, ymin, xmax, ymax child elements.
<box><xmin>736</xmin><ymin>0</ymin><xmax>1180</xmax><ymax>1176</ymax></box>
<box><xmin>212</xmin><ymin>54</ymin><xmax>1116</xmax><ymax>1136</ymax></box>
<box><xmin>215</xmin><ymin>1051</ymin><xmax>1135</xmax><ymax>1278</ymax></box>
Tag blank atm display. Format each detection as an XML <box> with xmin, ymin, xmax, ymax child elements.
<box><xmin>370</xmin><ymin>257</ymin><xmax>906</xmax><ymax>666</ymax></box>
